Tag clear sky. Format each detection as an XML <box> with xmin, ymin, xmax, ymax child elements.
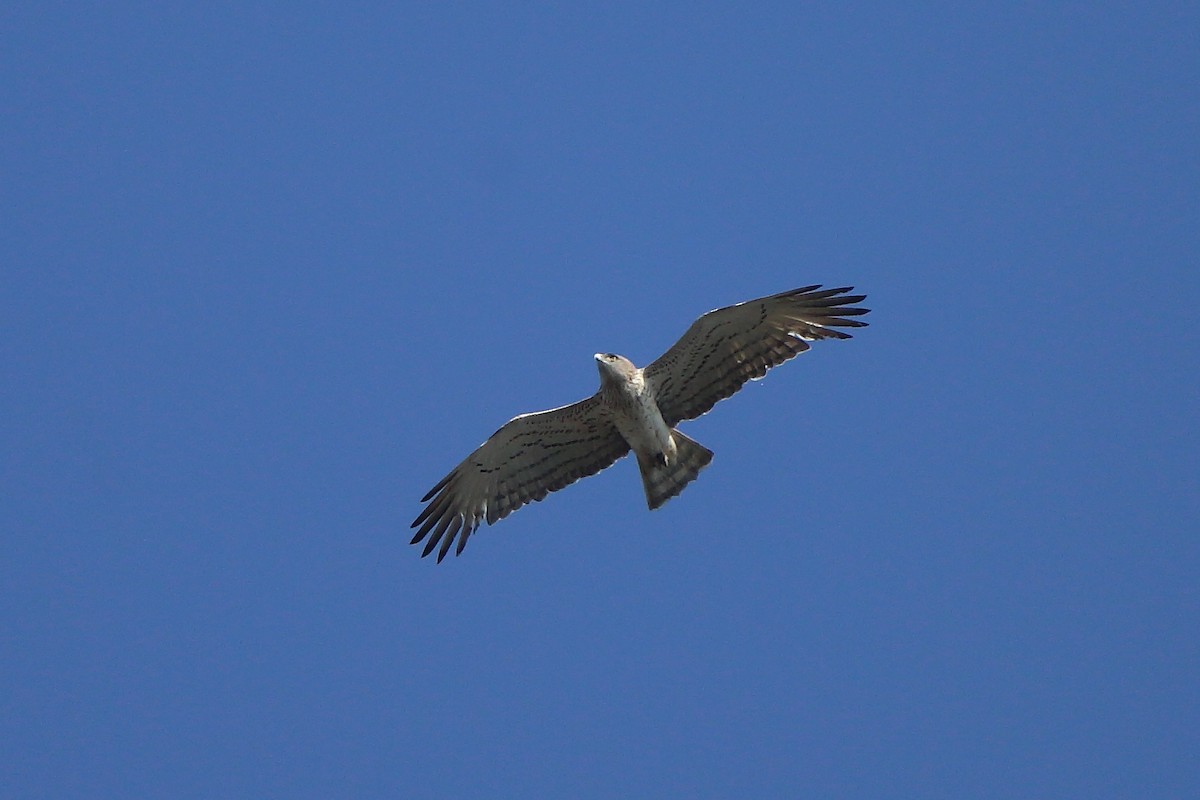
<box><xmin>3</xmin><ymin>3</ymin><xmax>1197</xmax><ymax>798</ymax></box>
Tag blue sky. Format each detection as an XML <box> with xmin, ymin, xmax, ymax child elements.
<box><xmin>3</xmin><ymin>3</ymin><xmax>1197</xmax><ymax>797</ymax></box>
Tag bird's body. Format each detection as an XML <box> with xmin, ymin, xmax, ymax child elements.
<box><xmin>411</xmin><ymin>285</ymin><xmax>869</xmax><ymax>561</ymax></box>
<box><xmin>595</xmin><ymin>352</ymin><xmax>714</xmax><ymax>510</ymax></box>
<box><xmin>596</xmin><ymin>354</ymin><xmax>674</xmax><ymax>468</ymax></box>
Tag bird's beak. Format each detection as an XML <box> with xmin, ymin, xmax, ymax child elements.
<box><xmin>594</xmin><ymin>353</ymin><xmax>614</xmax><ymax>380</ymax></box>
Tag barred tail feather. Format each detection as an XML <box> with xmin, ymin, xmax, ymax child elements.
<box><xmin>638</xmin><ymin>430</ymin><xmax>714</xmax><ymax>510</ymax></box>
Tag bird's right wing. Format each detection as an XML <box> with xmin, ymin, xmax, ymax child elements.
<box><xmin>644</xmin><ymin>285</ymin><xmax>869</xmax><ymax>426</ymax></box>
<box><xmin>411</xmin><ymin>394</ymin><xmax>630</xmax><ymax>562</ymax></box>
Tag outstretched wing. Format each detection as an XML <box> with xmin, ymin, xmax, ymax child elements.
<box><xmin>644</xmin><ymin>285</ymin><xmax>869</xmax><ymax>426</ymax></box>
<box><xmin>411</xmin><ymin>395</ymin><xmax>630</xmax><ymax>562</ymax></box>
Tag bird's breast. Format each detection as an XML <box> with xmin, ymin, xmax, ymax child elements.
<box><xmin>607</xmin><ymin>382</ymin><xmax>674</xmax><ymax>462</ymax></box>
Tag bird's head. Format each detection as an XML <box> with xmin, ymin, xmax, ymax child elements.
<box><xmin>594</xmin><ymin>352</ymin><xmax>636</xmax><ymax>386</ymax></box>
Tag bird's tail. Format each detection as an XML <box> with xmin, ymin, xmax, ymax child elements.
<box><xmin>637</xmin><ymin>430</ymin><xmax>714</xmax><ymax>510</ymax></box>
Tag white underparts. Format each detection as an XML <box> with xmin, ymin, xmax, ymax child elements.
<box><xmin>609</xmin><ymin>372</ymin><xmax>676</xmax><ymax>465</ymax></box>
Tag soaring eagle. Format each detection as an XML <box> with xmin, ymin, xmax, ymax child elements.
<box><xmin>412</xmin><ymin>285</ymin><xmax>869</xmax><ymax>561</ymax></box>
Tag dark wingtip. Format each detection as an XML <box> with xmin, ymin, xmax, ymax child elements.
<box><xmin>437</xmin><ymin>527</ymin><xmax>457</xmax><ymax>562</ymax></box>
<box><xmin>420</xmin><ymin>471</ymin><xmax>455</xmax><ymax>503</ymax></box>
<box><xmin>421</xmin><ymin>533</ymin><xmax>441</xmax><ymax>558</ymax></box>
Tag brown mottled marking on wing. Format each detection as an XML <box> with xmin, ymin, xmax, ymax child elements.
<box><xmin>644</xmin><ymin>286</ymin><xmax>869</xmax><ymax>426</ymax></box>
<box><xmin>411</xmin><ymin>394</ymin><xmax>630</xmax><ymax>562</ymax></box>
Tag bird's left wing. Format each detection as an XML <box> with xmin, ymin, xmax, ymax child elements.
<box><xmin>644</xmin><ymin>285</ymin><xmax>869</xmax><ymax>426</ymax></box>
<box><xmin>411</xmin><ymin>394</ymin><xmax>630</xmax><ymax>562</ymax></box>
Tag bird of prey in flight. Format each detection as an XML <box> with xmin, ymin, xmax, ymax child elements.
<box><xmin>411</xmin><ymin>285</ymin><xmax>869</xmax><ymax>561</ymax></box>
